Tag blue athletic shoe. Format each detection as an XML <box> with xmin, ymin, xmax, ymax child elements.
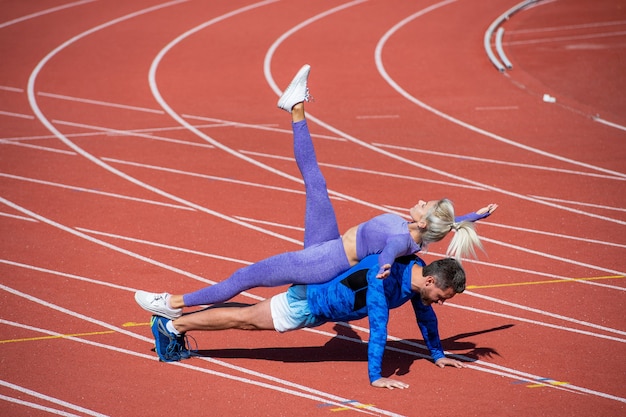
<box><xmin>150</xmin><ymin>316</ymin><xmax>191</xmax><ymax>362</ymax></box>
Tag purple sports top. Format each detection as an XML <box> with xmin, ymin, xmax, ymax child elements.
<box><xmin>355</xmin><ymin>213</ymin><xmax>421</xmax><ymax>270</ymax></box>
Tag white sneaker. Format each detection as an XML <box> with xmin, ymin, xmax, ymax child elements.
<box><xmin>277</xmin><ymin>64</ymin><xmax>311</xmax><ymax>112</ymax></box>
<box><xmin>134</xmin><ymin>291</ymin><xmax>182</xmax><ymax>320</ymax></box>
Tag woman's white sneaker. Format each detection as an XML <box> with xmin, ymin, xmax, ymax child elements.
<box><xmin>134</xmin><ymin>291</ymin><xmax>182</xmax><ymax>320</ymax></box>
<box><xmin>277</xmin><ymin>64</ymin><xmax>311</xmax><ymax>112</ymax></box>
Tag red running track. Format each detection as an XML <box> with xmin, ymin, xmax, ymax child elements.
<box><xmin>1</xmin><ymin>0</ymin><xmax>625</xmax><ymax>416</ymax></box>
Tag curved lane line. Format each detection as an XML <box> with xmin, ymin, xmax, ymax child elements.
<box><xmin>26</xmin><ymin>0</ymin><xmax>302</xmax><ymax>246</ymax></box>
<box><xmin>148</xmin><ymin>0</ymin><xmax>393</xmax><ymax>216</ymax></box>
<box><xmin>147</xmin><ymin>1</ymin><xmax>624</xmax><ymax>278</ymax></box>
<box><xmin>0</xmin><ymin>0</ymin><xmax>96</xmax><ymax>29</ymax></box>
<box><xmin>374</xmin><ymin>0</ymin><xmax>626</xmax><ymax>179</ymax></box>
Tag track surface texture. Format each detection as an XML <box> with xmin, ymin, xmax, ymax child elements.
<box><xmin>1</xmin><ymin>0</ymin><xmax>625</xmax><ymax>416</ymax></box>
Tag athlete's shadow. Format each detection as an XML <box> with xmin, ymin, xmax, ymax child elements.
<box><xmin>195</xmin><ymin>322</ymin><xmax>369</xmax><ymax>364</ymax></box>
<box><xmin>194</xmin><ymin>308</ymin><xmax>512</xmax><ymax>377</ymax></box>
<box><xmin>381</xmin><ymin>324</ymin><xmax>512</xmax><ymax>378</ymax></box>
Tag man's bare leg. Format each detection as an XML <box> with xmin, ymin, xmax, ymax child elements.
<box><xmin>172</xmin><ymin>299</ymin><xmax>275</xmax><ymax>333</ymax></box>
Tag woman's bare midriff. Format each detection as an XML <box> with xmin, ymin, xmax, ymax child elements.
<box><xmin>341</xmin><ymin>225</ymin><xmax>360</xmax><ymax>266</ymax></box>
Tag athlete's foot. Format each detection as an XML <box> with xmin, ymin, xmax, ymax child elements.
<box><xmin>135</xmin><ymin>291</ymin><xmax>182</xmax><ymax>320</ymax></box>
<box><xmin>277</xmin><ymin>64</ymin><xmax>311</xmax><ymax>112</ymax></box>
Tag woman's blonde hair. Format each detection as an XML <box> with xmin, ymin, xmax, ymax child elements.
<box><xmin>421</xmin><ymin>198</ymin><xmax>483</xmax><ymax>261</ymax></box>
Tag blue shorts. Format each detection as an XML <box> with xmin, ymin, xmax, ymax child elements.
<box><xmin>270</xmin><ymin>285</ymin><xmax>324</xmax><ymax>332</ymax></box>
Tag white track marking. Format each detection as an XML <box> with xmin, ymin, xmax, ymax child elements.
<box><xmin>38</xmin><ymin>91</ymin><xmax>164</xmax><ymax>114</ymax></box>
<box><xmin>0</xmin><ymin>0</ymin><xmax>96</xmax><ymax>29</ymax></box>
<box><xmin>101</xmin><ymin>157</ymin><xmax>309</xmax><ymax>196</ymax></box>
<box><xmin>446</xmin><ymin>302</ymin><xmax>626</xmax><ymax>343</ymax></box>
<box><xmin>371</xmin><ymin>1</ymin><xmax>626</xmax><ymax>181</ymax></box>
<box><xmin>2</xmin><ymin>268</ymin><xmax>624</xmax><ymax>404</ymax></box>
<box><xmin>507</xmin><ymin>19</ymin><xmax>626</xmax><ymax>34</ymax></box>
<box><xmin>479</xmin><ymin>235</ymin><xmax>626</xmax><ymax>278</ymax></box>
<box><xmin>0</xmin><ymin>172</ymin><xmax>195</xmax><ymax>211</ymax></box>
<box><xmin>464</xmin><ymin>291</ymin><xmax>626</xmax><ymax>336</ymax></box>
<box><xmin>149</xmin><ymin>0</ymin><xmax>394</xmax><ymax>217</ymax></box>
<box><xmin>0</xmin><ymin>110</ymin><xmax>34</xmax><ymax>119</ymax></box>
<box><xmin>530</xmin><ymin>195</ymin><xmax>626</xmax><ymax>212</ymax></box>
<box><xmin>373</xmin><ymin>142</ymin><xmax>626</xmax><ymax>181</ymax></box>
<box><xmin>266</xmin><ymin>0</ymin><xmax>626</xmax><ymax>231</ymax></box>
<box><xmin>240</xmin><ymin>150</ymin><xmax>486</xmax><ymax>190</ymax></box>
<box><xmin>504</xmin><ymin>30</ymin><xmax>626</xmax><ymax>46</ymax></box>
<box><xmin>26</xmin><ymin>0</ymin><xmax>304</xmax><ymax>247</ymax></box>
<box><xmin>0</xmin><ymin>380</ymin><xmax>107</xmax><ymax>417</ymax></box>
<box><xmin>594</xmin><ymin>117</ymin><xmax>626</xmax><ymax>132</ymax></box>
<box><xmin>0</xmin><ymin>394</ymin><xmax>87</xmax><ymax>417</ymax></box>
<box><xmin>53</xmin><ymin>119</ymin><xmax>216</xmax><ymax>148</ymax></box>
<box><xmin>147</xmin><ymin>0</ymin><xmax>625</xmax><ymax>283</ymax></box>
<box><xmin>0</xmin><ymin>212</ymin><xmax>38</xmax><ymax>222</ymax></box>
<box><xmin>0</xmin><ymin>310</ymin><xmax>396</xmax><ymax>416</ymax></box>
<box><xmin>3</xmin><ymin>256</ymin><xmax>622</xmax><ymax>343</ymax></box>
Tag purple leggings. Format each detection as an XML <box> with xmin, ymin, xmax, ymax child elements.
<box><xmin>183</xmin><ymin>120</ymin><xmax>351</xmax><ymax>306</ymax></box>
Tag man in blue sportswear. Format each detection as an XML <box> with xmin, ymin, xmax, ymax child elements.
<box><xmin>151</xmin><ymin>254</ymin><xmax>467</xmax><ymax>390</ymax></box>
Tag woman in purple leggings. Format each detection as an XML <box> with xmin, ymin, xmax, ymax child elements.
<box><xmin>135</xmin><ymin>64</ymin><xmax>497</xmax><ymax>320</ymax></box>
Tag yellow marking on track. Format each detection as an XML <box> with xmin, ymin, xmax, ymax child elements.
<box><xmin>527</xmin><ymin>381</ymin><xmax>569</xmax><ymax>388</ymax></box>
<box><xmin>330</xmin><ymin>404</ymin><xmax>375</xmax><ymax>412</ymax></box>
<box><xmin>0</xmin><ymin>330</ymin><xmax>115</xmax><ymax>344</ymax></box>
<box><xmin>122</xmin><ymin>321</ymin><xmax>150</xmax><ymax>327</ymax></box>
<box><xmin>467</xmin><ymin>275</ymin><xmax>624</xmax><ymax>290</ymax></box>
<box><xmin>0</xmin><ymin>322</ymin><xmax>149</xmax><ymax>344</ymax></box>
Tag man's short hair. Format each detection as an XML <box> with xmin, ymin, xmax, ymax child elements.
<box><xmin>423</xmin><ymin>258</ymin><xmax>466</xmax><ymax>293</ymax></box>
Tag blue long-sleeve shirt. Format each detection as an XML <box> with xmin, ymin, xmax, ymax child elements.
<box><xmin>306</xmin><ymin>254</ymin><xmax>444</xmax><ymax>383</ymax></box>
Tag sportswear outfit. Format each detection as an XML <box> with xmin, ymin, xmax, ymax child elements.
<box><xmin>183</xmin><ymin>120</ymin><xmax>488</xmax><ymax>307</ymax></box>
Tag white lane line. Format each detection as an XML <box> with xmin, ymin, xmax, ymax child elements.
<box><xmin>504</xmin><ymin>30</ymin><xmax>626</xmax><ymax>46</ymax></box>
<box><xmin>0</xmin><ymin>380</ymin><xmax>107</xmax><ymax>417</ymax></box>
<box><xmin>240</xmin><ymin>150</ymin><xmax>486</xmax><ymax>191</ymax></box>
<box><xmin>38</xmin><ymin>91</ymin><xmax>164</xmax><ymax>114</ymax></box>
<box><xmin>149</xmin><ymin>0</ymin><xmax>394</xmax><ymax>216</ymax></box>
<box><xmin>530</xmin><ymin>195</ymin><xmax>626</xmax><ymax>213</ymax></box>
<box><xmin>0</xmin><ymin>110</ymin><xmax>34</xmax><ymax>119</ymax></box>
<box><xmin>446</xmin><ymin>302</ymin><xmax>626</xmax><ymax>343</ymax></box>
<box><xmin>0</xmin><ymin>140</ymin><xmax>76</xmax><ymax>154</ymax></box>
<box><xmin>594</xmin><ymin>116</ymin><xmax>626</xmax><ymax>132</ymax></box>
<box><xmin>52</xmin><ymin>119</ymin><xmax>216</xmax><ymax>148</ymax></box>
<box><xmin>372</xmin><ymin>1</ymin><xmax>626</xmax><ymax>179</ymax></box>
<box><xmin>101</xmin><ymin>157</ymin><xmax>310</xmax><ymax>197</ymax></box>
<box><xmin>0</xmin><ymin>172</ymin><xmax>196</xmax><ymax>211</ymax></box>
<box><xmin>0</xmin><ymin>394</ymin><xmax>86</xmax><ymax>417</ymax></box>
<box><xmin>0</xmin><ymin>0</ymin><xmax>96</xmax><ymax>29</ymax></box>
<box><xmin>456</xmin><ymin>251</ymin><xmax>625</xmax><ymax>291</ymax></box>
<box><xmin>464</xmin><ymin>291</ymin><xmax>626</xmax><ymax>336</ymax></box>
<box><xmin>3</xmin><ymin>263</ymin><xmax>624</xmax><ymax>404</ymax></box>
<box><xmin>0</xmin><ymin>212</ymin><xmax>38</xmax><ymax>222</ymax></box>
<box><xmin>0</xmin><ymin>303</ymin><xmax>395</xmax><ymax>416</ymax></box>
<box><xmin>263</xmin><ymin>0</ymin><xmax>626</xmax><ymax>238</ymax></box>
<box><xmin>26</xmin><ymin>0</ymin><xmax>302</xmax><ymax>246</ymax></box>
<box><xmin>5</xmin><ymin>256</ymin><xmax>622</xmax><ymax>343</ymax></box>
<box><xmin>506</xmin><ymin>20</ymin><xmax>626</xmax><ymax>34</ymax></box>
<box><xmin>444</xmin><ymin>219</ymin><xmax>626</xmax><ymax>250</ymax></box>
<box><xmin>373</xmin><ymin>142</ymin><xmax>626</xmax><ymax>181</ymax></box>
<box><xmin>0</xmin><ymin>86</ymin><xmax>24</xmax><ymax>92</ymax></box>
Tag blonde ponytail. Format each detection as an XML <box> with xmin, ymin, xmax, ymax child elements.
<box><xmin>421</xmin><ymin>199</ymin><xmax>483</xmax><ymax>261</ymax></box>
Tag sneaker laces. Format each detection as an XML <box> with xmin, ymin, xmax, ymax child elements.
<box><xmin>150</xmin><ymin>293</ymin><xmax>167</xmax><ymax>307</ymax></box>
<box><xmin>163</xmin><ymin>332</ymin><xmax>197</xmax><ymax>361</ymax></box>
<box><xmin>177</xmin><ymin>334</ymin><xmax>198</xmax><ymax>359</ymax></box>
<box><xmin>304</xmin><ymin>88</ymin><xmax>313</xmax><ymax>103</ymax></box>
